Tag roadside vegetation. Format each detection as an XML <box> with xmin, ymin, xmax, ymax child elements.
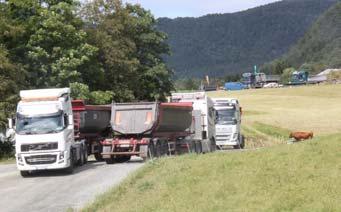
<box><xmin>84</xmin><ymin>84</ymin><xmax>341</xmax><ymax>211</ymax></box>
<box><xmin>85</xmin><ymin>134</ymin><xmax>341</xmax><ymax>211</ymax></box>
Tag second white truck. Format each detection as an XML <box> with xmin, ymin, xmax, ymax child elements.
<box><xmin>212</xmin><ymin>98</ymin><xmax>244</xmax><ymax>149</ymax></box>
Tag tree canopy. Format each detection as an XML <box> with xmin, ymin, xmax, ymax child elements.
<box><xmin>0</xmin><ymin>0</ymin><xmax>173</xmax><ymax>129</ymax></box>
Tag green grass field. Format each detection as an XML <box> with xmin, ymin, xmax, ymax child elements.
<box><xmin>84</xmin><ymin>84</ymin><xmax>341</xmax><ymax>211</ymax></box>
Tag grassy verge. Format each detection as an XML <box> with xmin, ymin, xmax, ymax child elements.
<box><xmin>84</xmin><ymin>134</ymin><xmax>341</xmax><ymax>211</ymax></box>
<box><xmin>243</xmin><ymin>122</ymin><xmax>291</xmax><ymax>149</ymax></box>
<box><xmin>0</xmin><ymin>157</ymin><xmax>15</xmax><ymax>164</ymax></box>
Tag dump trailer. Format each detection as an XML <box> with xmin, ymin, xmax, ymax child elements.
<box><xmin>9</xmin><ymin>88</ymin><xmax>88</xmax><ymax>177</ymax></box>
<box><xmin>101</xmin><ymin>102</ymin><xmax>194</xmax><ymax>163</ymax></box>
<box><xmin>72</xmin><ymin>100</ymin><xmax>111</xmax><ymax>161</ymax></box>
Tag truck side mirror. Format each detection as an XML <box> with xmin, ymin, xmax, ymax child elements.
<box><xmin>8</xmin><ymin>118</ymin><xmax>14</xmax><ymax>129</ymax></box>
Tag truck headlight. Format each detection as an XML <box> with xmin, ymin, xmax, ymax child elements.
<box><xmin>59</xmin><ymin>151</ymin><xmax>65</xmax><ymax>160</ymax></box>
<box><xmin>233</xmin><ymin>133</ymin><xmax>238</xmax><ymax>140</ymax></box>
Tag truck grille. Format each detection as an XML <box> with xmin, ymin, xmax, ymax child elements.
<box><xmin>21</xmin><ymin>142</ymin><xmax>58</xmax><ymax>152</ymax></box>
<box><xmin>25</xmin><ymin>155</ymin><xmax>57</xmax><ymax>165</ymax></box>
<box><xmin>216</xmin><ymin>134</ymin><xmax>231</xmax><ymax>141</ymax></box>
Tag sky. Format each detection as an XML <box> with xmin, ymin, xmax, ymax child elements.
<box><xmin>124</xmin><ymin>0</ymin><xmax>282</xmax><ymax>18</ymax></box>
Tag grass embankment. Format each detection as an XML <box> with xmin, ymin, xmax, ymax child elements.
<box><xmin>85</xmin><ymin>84</ymin><xmax>341</xmax><ymax>211</ymax></box>
<box><xmin>85</xmin><ymin>134</ymin><xmax>341</xmax><ymax>211</ymax></box>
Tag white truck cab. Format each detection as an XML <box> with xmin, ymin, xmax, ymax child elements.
<box><xmin>212</xmin><ymin>98</ymin><xmax>244</xmax><ymax>149</ymax></box>
<box><xmin>9</xmin><ymin>88</ymin><xmax>86</xmax><ymax>177</ymax></box>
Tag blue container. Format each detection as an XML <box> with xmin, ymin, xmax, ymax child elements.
<box><xmin>224</xmin><ymin>82</ymin><xmax>245</xmax><ymax>91</ymax></box>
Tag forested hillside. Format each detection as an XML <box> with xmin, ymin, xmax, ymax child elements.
<box><xmin>157</xmin><ymin>0</ymin><xmax>337</xmax><ymax>77</ymax></box>
<box><xmin>284</xmin><ymin>2</ymin><xmax>341</xmax><ymax>69</ymax></box>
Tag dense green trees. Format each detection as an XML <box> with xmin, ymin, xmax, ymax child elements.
<box><xmin>264</xmin><ymin>2</ymin><xmax>341</xmax><ymax>77</ymax></box>
<box><xmin>284</xmin><ymin>2</ymin><xmax>341</xmax><ymax>72</ymax></box>
<box><xmin>0</xmin><ymin>0</ymin><xmax>173</xmax><ymax>131</ymax></box>
<box><xmin>81</xmin><ymin>0</ymin><xmax>172</xmax><ymax>101</ymax></box>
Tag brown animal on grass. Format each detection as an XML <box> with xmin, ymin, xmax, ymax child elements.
<box><xmin>289</xmin><ymin>131</ymin><xmax>314</xmax><ymax>142</ymax></box>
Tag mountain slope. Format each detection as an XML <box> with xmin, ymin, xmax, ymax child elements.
<box><xmin>284</xmin><ymin>2</ymin><xmax>341</xmax><ymax>69</ymax></box>
<box><xmin>157</xmin><ymin>0</ymin><xmax>338</xmax><ymax>77</ymax></box>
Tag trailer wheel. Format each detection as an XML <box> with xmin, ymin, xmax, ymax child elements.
<box><xmin>83</xmin><ymin>146</ymin><xmax>88</xmax><ymax>164</ymax></box>
<box><xmin>78</xmin><ymin>146</ymin><xmax>85</xmax><ymax>166</ymax></box>
<box><xmin>105</xmin><ymin>157</ymin><xmax>115</xmax><ymax>164</ymax></box>
<box><xmin>210</xmin><ymin>138</ymin><xmax>216</xmax><ymax>152</ymax></box>
<box><xmin>148</xmin><ymin>142</ymin><xmax>155</xmax><ymax>159</ymax></box>
<box><xmin>94</xmin><ymin>153</ymin><xmax>104</xmax><ymax>161</ymax></box>
<box><xmin>20</xmin><ymin>171</ymin><xmax>30</xmax><ymax>177</ymax></box>
<box><xmin>195</xmin><ymin>141</ymin><xmax>202</xmax><ymax>153</ymax></box>
<box><xmin>155</xmin><ymin>141</ymin><xmax>162</xmax><ymax>158</ymax></box>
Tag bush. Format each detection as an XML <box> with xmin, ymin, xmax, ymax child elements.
<box><xmin>0</xmin><ymin>140</ymin><xmax>14</xmax><ymax>159</ymax></box>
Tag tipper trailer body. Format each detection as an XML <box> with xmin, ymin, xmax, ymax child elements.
<box><xmin>101</xmin><ymin>102</ymin><xmax>195</xmax><ymax>163</ymax></box>
<box><xmin>71</xmin><ymin>100</ymin><xmax>111</xmax><ymax>161</ymax></box>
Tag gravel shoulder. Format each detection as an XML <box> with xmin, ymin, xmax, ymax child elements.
<box><xmin>0</xmin><ymin>158</ymin><xmax>144</xmax><ymax>212</ymax></box>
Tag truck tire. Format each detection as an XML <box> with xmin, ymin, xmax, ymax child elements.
<box><xmin>210</xmin><ymin>138</ymin><xmax>216</xmax><ymax>152</ymax></box>
<box><xmin>155</xmin><ymin>141</ymin><xmax>162</xmax><ymax>158</ymax></box>
<box><xmin>20</xmin><ymin>171</ymin><xmax>30</xmax><ymax>177</ymax></box>
<box><xmin>83</xmin><ymin>147</ymin><xmax>88</xmax><ymax>164</ymax></box>
<box><xmin>65</xmin><ymin>153</ymin><xmax>74</xmax><ymax>174</ymax></box>
<box><xmin>105</xmin><ymin>157</ymin><xmax>115</xmax><ymax>164</ymax></box>
<box><xmin>234</xmin><ymin>135</ymin><xmax>245</xmax><ymax>149</ymax></box>
<box><xmin>78</xmin><ymin>146</ymin><xmax>85</xmax><ymax>166</ymax></box>
<box><xmin>94</xmin><ymin>153</ymin><xmax>104</xmax><ymax>161</ymax></box>
<box><xmin>196</xmin><ymin>141</ymin><xmax>202</xmax><ymax>153</ymax></box>
<box><xmin>114</xmin><ymin>156</ymin><xmax>131</xmax><ymax>163</ymax></box>
<box><xmin>240</xmin><ymin>135</ymin><xmax>245</xmax><ymax>149</ymax></box>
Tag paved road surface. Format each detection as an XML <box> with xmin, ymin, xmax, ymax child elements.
<box><xmin>0</xmin><ymin>158</ymin><xmax>144</xmax><ymax>212</ymax></box>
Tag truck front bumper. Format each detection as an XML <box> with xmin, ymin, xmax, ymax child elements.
<box><xmin>16</xmin><ymin>151</ymin><xmax>70</xmax><ymax>171</ymax></box>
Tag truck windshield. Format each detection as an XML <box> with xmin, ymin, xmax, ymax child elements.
<box><xmin>16</xmin><ymin>113</ymin><xmax>64</xmax><ymax>135</ymax></box>
<box><xmin>215</xmin><ymin>109</ymin><xmax>236</xmax><ymax>125</ymax></box>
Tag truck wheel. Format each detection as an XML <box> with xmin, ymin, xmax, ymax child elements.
<box><xmin>114</xmin><ymin>156</ymin><xmax>131</xmax><ymax>163</ymax></box>
<box><xmin>155</xmin><ymin>142</ymin><xmax>162</xmax><ymax>158</ymax></box>
<box><xmin>94</xmin><ymin>153</ymin><xmax>104</xmax><ymax>161</ymax></box>
<box><xmin>148</xmin><ymin>142</ymin><xmax>155</xmax><ymax>159</ymax></box>
<box><xmin>233</xmin><ymin>144</ymin><xmax>241</xmax><ymax>149</ymax></box>
<box><xmin>65</xmin><ymin>154</ymin><xmax>74</xmax><ymax>174</ymax></box>
<box><xmin>210</xmin><ymin>138</ymin><xmax>216</xmax><ymax>152</ymax></box>
<box><xmin>105</xmin><ymin>157</ymin><xmax>115</xmax><ymax>164</ymax></box>
<box><xmin>196</xmin><ymin>141</ymin><xmax>202</xmax><ymax>153</ymax></box>
<box><xmin>78</xmin><ymin>146</ymin><xmax>85</xmax><ymax>166</ymax></box>
<box><xmin>20</xmin><ymin>171</ymin><xmax>30</xmax><ymax>177</ymax></box>
<box><xmin>240</xmin><ymin>135</ymin><xmax>245</xmax><ymax>149</ymax></box>
<box><xmin>83</xmin><ymin>146</ymin><xmax>88</xmax><ymax>164</ymax></box>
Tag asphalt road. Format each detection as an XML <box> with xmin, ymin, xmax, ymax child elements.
<box><xmin>0</xmin><ymin>158</ymin><xmax>144</xmax><ymax>212</ymax></box>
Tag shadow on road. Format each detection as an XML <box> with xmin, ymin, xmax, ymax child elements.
<box><xmin>23</xmin><ymin>157</ymin><xmax>144</xmax><ymax>178</ymax></box>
